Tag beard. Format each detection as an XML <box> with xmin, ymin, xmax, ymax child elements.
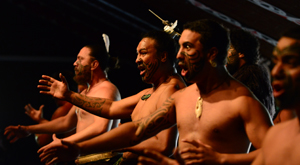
<box><xmin>73</xmin><ymin>65</ymin><xmax>92</xmax><ymax>85</ymax></box>
<box><xmin>226</xmin><ymin>54</ymin><xmax>240</xmax><ymax>75</ymax></box>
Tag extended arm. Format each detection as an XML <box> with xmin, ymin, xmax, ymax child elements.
<box><xmin>39</xmin><ymin>97</ymin><xmax>177</xmax><ymax>164</ymax></box>
<box><xmin>4</xmin><ymin>107</ymin><xmax>77</xmax><ymax>143</ymax></box>
<box><xmin>38</xmin><ymin>74</ymin><xmax>142</xmax><ymax>119</ymax></box>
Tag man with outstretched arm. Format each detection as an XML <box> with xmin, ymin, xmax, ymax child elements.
<box><xmin>38</xmin><ymin>20</ymin><xmax>272</xmax><ymax>165</ymax></box>
<box><xmin>4</xmin><ymin>43</ymin><xmax>121</xmax><ymax>164</ymax></box>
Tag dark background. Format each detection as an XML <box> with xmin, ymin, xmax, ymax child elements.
<box><xmin>0</xmin><ymin>0</ymin><xmax>299</xmax><ymax>164</ymax></box>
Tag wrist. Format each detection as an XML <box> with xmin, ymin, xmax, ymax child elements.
<box><xmin>65</xmin><ymin>90</ymin><xmax>73</xmax><ymax>102</ymax></box>
<box><xmin>218</xmin><ymin>153</ymin><xmax>228</xmax><ymax>165</ymax></box>
<box><xmin>20</xmin><ymin>125</ymin><xmax>32</xmax><ymax>135</ymax></box>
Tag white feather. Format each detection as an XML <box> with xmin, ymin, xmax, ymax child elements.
<box><xmin>102</xmin><ymin>33</ymin><xmax>110</xmax><ymax>53</ymax></box>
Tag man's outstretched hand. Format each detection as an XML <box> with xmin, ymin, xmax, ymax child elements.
<box><xmin>38</xmin><ymin>136</ymin><xmax>80</xmax><ymax>165</ymax></box>
<box><xmin>38</xmin><ymin>73</ymin><xmax>70</xmax><ymax>100</ymax></box>
<box><xmin>4</xmin><ymin>125</ymin><xmax>31</xmax><ymax>143</ymax></box>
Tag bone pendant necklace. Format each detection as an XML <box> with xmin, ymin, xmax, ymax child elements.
<box><xmin>195</xmin><ymin>97</ymin><xmax>203</xmax><ymax>118</ymax></box>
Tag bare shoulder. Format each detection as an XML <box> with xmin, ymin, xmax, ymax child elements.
<box><xmin>263</xmin><ymin>119</ymin><xmax>296</xmax><ymax>144</ymax></box>
<box><xmin>162</xmin><ymin>74</ymin><xmax>187</xmax><ymax>93</ymax></box>
<box><xmin>90</xmin><ymin>80</ymin><xmax>121</xmax><ymax>100</ymax></box>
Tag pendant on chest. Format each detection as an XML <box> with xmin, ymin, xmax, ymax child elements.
<box><xmin>141</xmin><ymin>94</ymin><xmax>151</xmax><ymax>101</ymax></box>
<box><xmin>195</xmin><ymin>97</ymin><xmax>203</xmax><ymax>118</ymax></box>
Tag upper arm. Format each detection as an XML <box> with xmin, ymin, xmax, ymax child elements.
<box><xmin>51</xmin><ymin>102</ymin><xmax>73</xmax><ymax>120</ymax></box>
<box><xmin>107</xmin><ymin>89</ymin><xmax>147</xmax><ymax>119</ymax></box>
<box><xmin>240</xmin><ymin>97</ymin><xmax>273</xmax><ymax>149</ymax></box>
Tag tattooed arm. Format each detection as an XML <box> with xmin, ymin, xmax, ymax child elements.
<box><xmin>39</xmin><ymin>97</ymin><xmax>177</xmax><ymax>162</ymax></box>
<box><xmin>38</xmin><ymin>74</ymin><xmax>142</xmax><ymax>119</ymax></box>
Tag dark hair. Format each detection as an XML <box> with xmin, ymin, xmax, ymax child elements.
<box><xmin>142</xmin><ymin>30</ymin><xmax>178</xmax><ymax>65</ymax></box>
<box><xmin>84</xmin><ymin>44</ymin><xmax>119</xmax><ymax>71</ymax></box>
<box><xmin>183</xmin><ymin>19</ymin><xmax>229</xmax><ymax>65</ymax></box>
<box><xmin>229</xmin><ymin>28</ymin><xmax>260</xmax><ymax>64</ymax></box>
<box><xmin>281</xmin><ymin>26</ymin><xmax>300</xmax><ymax>40</ymax></box>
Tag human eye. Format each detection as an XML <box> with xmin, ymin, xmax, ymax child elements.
<box><xmin>183</xmin><ymin>43</ymin><xmax>191</xmax><ymax>50</ymax></box>
<box><xmin>282</xmin><ymin>55</ymin><xmax>300</xmax><ymax>67</ymax></box>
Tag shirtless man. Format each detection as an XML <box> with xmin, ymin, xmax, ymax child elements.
<box><xmin>38</xmin><ymin>20</ymin><xmax>272</xmax><ymax>165</ymax></box>
<box><xmin>24</xmin><ymin>72</ymin><xmax>85</xmax><ymax>147</ymax></box>
<box><xmin>227</xmin><ymin>28</ymin><xmax>275</xmax><ymax>118</ymax></box>
<box><xmin>4</xmin><ymin>44</ymin><xmax>121</xmax><ymax>163</ymax></box>
<box><xmin>38</xmin><ymin>30</ymin><xmax>186</xmax><ymax>165</ymax></box>
<box><xmin>252</xmin><ymin>27</ymin><xmax>300</xmax><ymax>165</ymax></box>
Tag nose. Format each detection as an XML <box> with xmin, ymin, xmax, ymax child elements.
<box><xmin>135</xmin><ymin>55</ymin><xmax>142</xmax><ymax>64</ymax></box>
<box><xmin>271</xmin><ymin>62</ymin><xmax>285</xmax><ymax>80</ymax></box>
<box><xmin>176</xmin><ymin>47</ymin><xmax>184</xmax><ymax>60</ymax></box>
<box><xmin>73</xmin><ymin>59</ymin><xmax>78</xmax><ymax>66</ymax></box>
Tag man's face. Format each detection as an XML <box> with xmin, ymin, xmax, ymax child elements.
<box><xmin>226</xmin><ymin>45</ymin><xmax>240</xmax><ymax>75</ymax></box>
<box><xmin>73</xmin><ymin>47</ymin><xmax>93</xmax><ymax>84</ymax></box>
<box><xmin>136</xmin><ymin>38</ymin><xmax>161</xmax><ymax>84</ymax></box>
<box><xmin>271</xmin><ymin>37</ymin><xmax>300</xmax><ymax>109</ymax></box>
<box><xmin>177</xmin><ymin>29</ymin><xmax>206</xmax><ymax>83</ymax></box>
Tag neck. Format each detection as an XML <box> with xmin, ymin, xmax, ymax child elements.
<box><xmin>152</xmin><ymin>67</ymin><xmax>176</xmax><ymax>90</ymax></box>
<box><xmin>196</xmin><ymin>66</ymin><xmax>229</xmax><ymax>95</ymax></box>
<box><xmin>87</xmin><ymin>70</ymin><xmax>107</xmax><ymax>88</ymax></box>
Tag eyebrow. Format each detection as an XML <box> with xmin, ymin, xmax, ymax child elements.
<box><xmin>273</xmin><ymin>45</ymin><xmax>300</xmax><ymax>56</ymax></box>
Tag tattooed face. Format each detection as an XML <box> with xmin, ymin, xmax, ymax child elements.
<box><xmin>226</xmin><ymin>45</ymin><xmax>240</xmax><ymax>75</ymax></box>
<box><xmin>73</xmin><ymin>47</ymin><xmax>93</xmax><ymax>84</ymax></box>
<box><xmin>177</xmin><ymin>30</ymin><xmax>206</xmax><ymax>82</ymax></box>
<box><xmin>271</xmin><ymin>37</ymin><xmax>300</xmax><ymax>109</ymax></box>
<box><xmin>136</xmin><ymin>38</ymin><xmax>161</xmax><ymax>84</ymax></box>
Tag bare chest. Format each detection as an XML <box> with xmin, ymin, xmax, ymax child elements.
<box><xmin>176</xmin><ymin>95</ymin><xmax>248</xmax><ymax>152</ymax></box>
<box><xmin>131</xmin><ymin>93</ymin><xmax>159</xmax><ymax>121</ymax></box>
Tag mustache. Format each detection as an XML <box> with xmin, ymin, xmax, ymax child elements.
<box><xmin>181</xmin><ymin>51</ymin><xmax>189</xmax><ymax>56</ymax></box>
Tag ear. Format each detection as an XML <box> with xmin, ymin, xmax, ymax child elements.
<box><xmin>91</xmin><ymin>60</ymin><xmax>99</xmax><ymax>70</ymax></box>
<box><xmin>238</xmin><ymin>53</ymin><xmax>244</xmax><ymax>58</ymax></box>
<box><xmin>208</xmin><ymin>47</ymin><xmax>218</xmax><ymax>61</ymax></box>
<box><xmin>160</xmin><ymin>51</ymin><xmax>168</xmax><ymax>62</ymax></box>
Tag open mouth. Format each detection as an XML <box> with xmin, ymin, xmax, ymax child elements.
<box><xmin>178</xmin><ymin>62</ymin><xmax>188</xmax><ymax>77</ymax></box>
<box><xmin>272</xmin><ymin>81</ymin><xmax>285</xmax><ymax>98</ymax></box>
<box><xmin>138</xmin><ymin>65</ymin><xmax>146</xmax><ymax>76</ymax></box>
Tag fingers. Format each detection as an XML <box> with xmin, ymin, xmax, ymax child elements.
<box><xmin>37</xmin><ymin>146</ymin><xmax>46</xmax><ymax>154</ymax></box>
<box><xmin>45</xmin><ymin>157</ymin><xmax>59</xmax><ymax>165</ymax></box>
<box><xmin>138</xmin><ymin>155</ymin><xmax>159</xmax><ymax>165</ymax></box>
<box><xmin>59</xmin><ymin>73</ymin><xmax>65</xmax><ymax>82</ymax></box>
<box><xmin>143</xmin><ymin>149</ymin><xmax>163</xmax><ymax>162</ymax></box>
<box><xmin>38</xmin><ymin>79</ymin><xmax>52</xmax><ymax>86</ymax></box>
<box><xmin>181</xmin><ymin>139</ymin><xmax>203</xmax><ymax>148</ymax></box>
<box><xmin>173</xmin><ymin>148</ymin><xmax>185</xmax><ymax>165</ymax></box>
<box><xmin>39</xmin><ymin>105</ymin><xmax>44</xmax><ymax>111</ymax></box>
<box><xmin>40</xmin><ymin>149</ymin><xmax>57</xmax><ymax>163</ymax></box>
<box><xmin>52</xmin><ymin>134</ymin><xmax>57</xmax><ymax>140</ymax></box>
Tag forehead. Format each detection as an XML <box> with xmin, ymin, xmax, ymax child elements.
<box><xmin>78</xmin><ymin>47</ymin><xmax>91</xmax><ymax>57</ymax></box>
<box><xmin>137</xmin><ymin>38</ymin><xmax>156</xmax><ymax>51</ymax></box>
<box><xmin>179</xmin><ymin>29</ymin><xmax>201</xmax><ymax>45</ymax></box>
<box><xmin>276</xmin><ymin>37</ymin><xmax>298</xmax><ymax>51</ymax></box>
<box><xmin>274</xmin><ymin>37</ymin><xmax>300</xmax><ymax>57</ymax></box>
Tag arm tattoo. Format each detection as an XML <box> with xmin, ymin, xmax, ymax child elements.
<box><xmin>71</xmin><ymin>94</ymin><xmax>107</xmax><ymax>115</ymax></box>
<box><xmin>130</xmin><ymin>97</ymin><xmax>175</xmax><ymax>145</ymax></box>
